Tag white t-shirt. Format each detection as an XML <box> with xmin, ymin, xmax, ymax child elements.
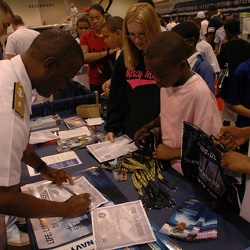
<box><xmin>200</xmin><ymin>19</ymin><xmax>209</xmax><ymax>41</ymax></box>
<box><xmin>214</xmin><ymin>26</ymin><xmax>225</xmax><ymax>52</ymax></box>
<box><xmin>196</xmin><ymin>40</ymin><xmax>220</xmax><ymax>73</ymax></box>
<box><xmin>5</xmin><ymin>26</ymin><xmax>39</xmax><ymax>56</ymax></box>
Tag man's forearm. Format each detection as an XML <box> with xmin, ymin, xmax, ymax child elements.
<box><xmin>0</xmin><ymin>185</ymin><xmax>67</xmax><ymax>218</ymax></box>
<box><xmin>21</xmin><ymin>143</ymin><xmax>43</xmax><ymax>169</ymax></box>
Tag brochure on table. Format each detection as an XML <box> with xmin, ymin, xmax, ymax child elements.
<box><xmin>63</xmin><ymin>116</ymin><xmax>87</xmax><ymax>129</ymax></box>
<box><xmin>22</xmin><ymin>167</ymin><xmax>128</xmax><ymax>249</ymax></box>
<box><xmin>22</xmin><ymin>175</ymin><xmax>107</xmax><ymax>249</ymax></box>
<box><xmin>86</xmin><ymin>134</ymin><xmax>138</xmax><ymax>163</ymax></box>
<box><xmin>159</xmin><ymin>198</ymin><xmax>217</xmax><ymax>242</ymax></box>
<box><xmin>27</xmin><ymin>151</ymin><xmax>82</xmax><ymax>177</ymax></box>
<box><xmin>29</xmin><ymin>129</ymin><xmax>60</xmax><ymax>145</ymax></box>
<box><xmin>58</xmin><ymin>126</ymin><xmax>91</xmax><ymax>139</ymax></box>
<box><xmin>92</xmin><ymin>200</ymin><xmax>156</xmax><ymax>250</ymax></box>
<box><xmin>30</xmin><ymin>115</ymin><xmax>61</xmax><ymax>131</ymax></box>
<box><xmin>56</xmin><ymin>125</ymin><xmax>105</xmax><ymax>153</ymax></box>
<box><xmin>22</xmin><ymin>167</ymin><xmax>181</xmax><ymax>250</ymax></box>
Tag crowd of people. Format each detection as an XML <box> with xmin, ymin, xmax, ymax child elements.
<box><xmin>0</xmin><ymin>0</ymin><xmax>250</xmax><ymax>248</ymax></box>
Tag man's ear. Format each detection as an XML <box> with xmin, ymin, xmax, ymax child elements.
<box><xmin>44</xmin><ymin>57</ymin><xmax>56</xmax><ymax>73</ymax></box>
<box><xmin>116</xmin><ymin>29</ymin><xmax>122</xmax><ymax>38</ymax></box>
<box><xmin>189</xmin><ymin>37</ymin><xmax>196</xmax><ymax>46</ymax></box>
<box><xmin>180</xmin><ymin>60</ymin><xmax>187</xmax><ymax>71</ymax></box>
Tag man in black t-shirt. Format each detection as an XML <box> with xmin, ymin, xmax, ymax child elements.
<box><xmin>206</xmin><ymin>4</ymin><xmax>222</xmax><ymax>49</ymax></box>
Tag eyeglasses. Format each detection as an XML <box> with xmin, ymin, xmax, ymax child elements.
<box><xmin>127</xmin><ymin>33</ymin><xmax>147</xmax><ymax>40</ymax></box>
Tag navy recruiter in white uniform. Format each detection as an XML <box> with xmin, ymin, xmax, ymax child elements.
<box><xmin>0</xmin><ymin>2</ymin><xmax>14</xmax><ymax>248</ymax></box>
<box><xmin>0</xmin><ymin>28</ymin><xmax>91</xmax><ymax>248</ymax></box>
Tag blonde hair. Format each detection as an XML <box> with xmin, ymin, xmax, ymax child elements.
<box><xmin>123</xmin><ymin>3</ymin><xmax>161</xmax><ymax>69</ymax></box>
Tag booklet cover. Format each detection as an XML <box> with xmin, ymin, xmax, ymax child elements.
<box><xmin>30</xmin><ymin>114</ymin><xmax>61</xmax><ymax>131</ymax></box>
<box><xmin>63</xmin><ymin>116</ymin><xmax>87</xmax><ymax>129</ymax></box>
<box><xmin>27</xmin><ymin>151</ymin><xmax>82</xmax><ymax>177</ymax></box>
<box><xmin>159</xmin><ymin>198</ymin><xmax>217</xmax><ymax>242</ymax></box>
<box><xmin>194</xmin><ymin>209</ymin><xmax>217</xmax><ymax>241</ymax></box>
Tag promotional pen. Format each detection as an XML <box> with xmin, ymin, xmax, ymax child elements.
<box><xmin>210</xmin><ymin>135</ymin><xmax>228</xmax><ymax>152</ymax></box>
<box><xmin>63</xmin><ymin>185</ymin><xmax>77</xmax><ymax>196</ymax></box>
<box><xmin>128</xmin><ymin>133</ymin><xmax>151</xmax><ymax>144</ymax></box>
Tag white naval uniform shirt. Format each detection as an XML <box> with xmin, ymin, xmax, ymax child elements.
<box><xmin>0</xmin><ymin>55</ymin><xmax>32</xmax><ymax>186</ymax></box>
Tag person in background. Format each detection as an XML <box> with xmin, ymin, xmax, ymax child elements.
<box><xmin>206</xmin><ymin>4</ymin><xmax>222</xmax><ymax>49</ymax></box>
<box><xmin>83</xmin><ymin>6</ymin><xmax>89</xmax><ymax>15</ymax></box>
<box><xmin>0</xmin><ymin>29</ymin><xmax>91</xmax><ymax>247</ymax></box>
<box><xmin>189</xmin><ymin>17</ymin><xmax>220</xmax><ymax>76</ymax></box>
<box><xmin>101</xmin><ymin>16</ymin><xmax>124</xmax><ymax>97</ymax></box>
<box><xmin>73</xmin><ymin>16</ymin><xmax>90</xmax><ymax>89</ymax></box>
<box><xmin>5</xmin><ymin>15</ymin><xmax>40</xmax><ymax>104</ymax></box>
<box><xmin>196</xmin><ymin>11</ymin><xmax>208</xmax><ymax>41</ymax></box>
<box><xmin>5</xmin><ymin>15</ymin><xmax>40</xmax><ymax>59</ymax></box>
<box><xmin>137</xmin><ymin>0</ymin><xmax>155</xmax><ymax>8</ymax></box>
<box><xmin>218</xmin><ymin>19</ymin><xmax>250</xmax><ymax>127</ymax></box>
<box><xmin>172</xmin><ymin>21</ymin><xmax>215</xmax><ymax>94</ymax></box>
<box><xmin>166</xmin><ymin>18</ymin><xmax>178</xmax><ymax>31</ymax></box>
<box><xmin>214</xmin><ymin>14</ymin><xmax>231</xmax><ymax>57</ymax></box>
<box><xmin>80</xmin><ymin>4</ymin><xmax>118</xmax><ymax>96</ymax></box>
<box><xmin>105</xmin><ymin>3</ymin><xmax>161</xmax><ymax>141</ymax></box>
<box><xmin>70</xmin><ymin>2</ymin><xmax>78</xmax><ymax>31</ymax></box>
<box><xmin>75</xmin><ymin>16</ymin><xmax>90</xmax><ymax>43</ymax></box>
<box><xmin>137</xmin><ymin>0</ymin><xmax>167</xmax><ymax>31</ymax></box>
<box><xmin>224</xmin><ymin>59</ymin><xmax>250</xmax><ymax>153</ymax></box>
<box><xmin>157</xmin><ymin>12</ymin><xmax>166</xmax><ymax>29</ymax></box>
<box><xmin>134</xmin><ymin>31</ymin><xmax>222</xmax><ymax>175</ymax></box>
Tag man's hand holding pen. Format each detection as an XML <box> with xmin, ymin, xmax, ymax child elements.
<box><xmin>64</xmin><ymin>193</ymin><xmax>91</xmax><ymax>218</ymax></box>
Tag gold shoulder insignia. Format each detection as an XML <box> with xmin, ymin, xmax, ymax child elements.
<box><xmin>12</xmin><ymin>82</ymin><xmax>25</xmax><ymax>118</ymax></box>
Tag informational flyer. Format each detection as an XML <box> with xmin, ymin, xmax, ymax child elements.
<box><xmin>91</xmin><ymin>200</ymin><xmax>156</xmax><ymax>250</ymax></box>
<box><xmin>21</xmin><ymin>176</ymin><xmax>108</xmax><ymax>249</ymax></box>
<box><xmin>58</xmin><ymin>126</ymin><xmax>91</xmax><ymax>139</ymax></box>
<box><xmin>86</xmin><ymin>135</ymin><xmax>138</xmax><ymax>163</ymax></box>
<box><xmin>27</xmin><ymin>151</ymin><xmax>82</xmax><ymax>177</ymax></box>
<box><xmin>29</xmin><ymin>129</ymin><xmax>60</xmax><ymax>145</ymax></box>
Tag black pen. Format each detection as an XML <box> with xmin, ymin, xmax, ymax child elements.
<box><xmin>63</xmin><ymin>185</ymin><xmax>77</xmax><ymax>196</ymax></box>
<box><xmin>128</xmin><ymin>133</ymin><xmax>151</xmax><ymax>144</ymax></box>
<box><xmin>210</xmin><ymin>135</ymin><xmax>228</xmax><ymax>152</ymax></box>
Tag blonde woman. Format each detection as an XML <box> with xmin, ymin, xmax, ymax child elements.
<box><xmin>105</xmin><ymin>3</ymin><xmax>161</xmax><ymax>141</ymax></box>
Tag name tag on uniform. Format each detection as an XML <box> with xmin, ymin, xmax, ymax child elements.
<box><xmin>12</xmin><ymin>82</ymin><xmax>25</xmax><ymax>118</ymax></box>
